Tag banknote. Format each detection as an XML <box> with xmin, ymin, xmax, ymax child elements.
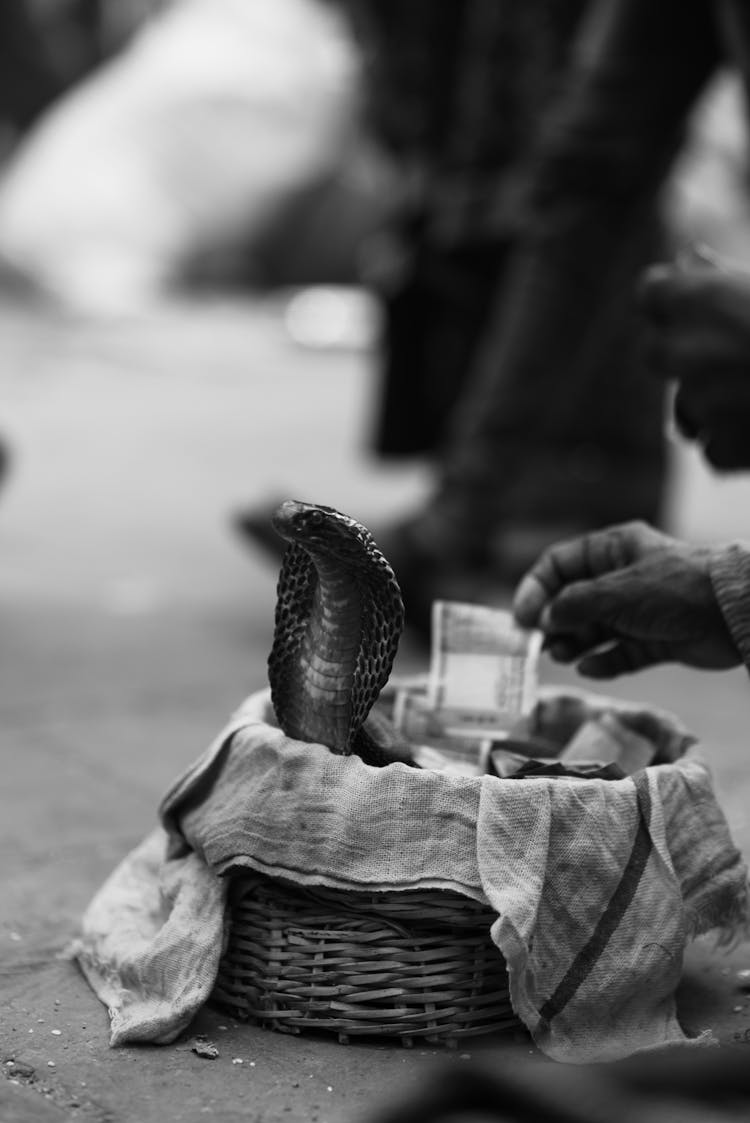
<box><xmin>427</xmin><ymin>600</ymin><xmax>542</xmax><ymax>738</ymax></box>
<box><xmin>391</xmin><ymin>687</ymin><xmax>493</xmax><ymax>773</ymax></box>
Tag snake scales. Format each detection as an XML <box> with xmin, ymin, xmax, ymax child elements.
<box><xmin>267</xmin><ymin>499</ymin><xmax>412</xmax><ymax>766</ymax></box>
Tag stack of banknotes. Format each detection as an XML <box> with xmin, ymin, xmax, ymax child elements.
<box><xmin>390</xmin><ymin>601</ymin><xmax>656</xmax><ymax>779</ymax></box>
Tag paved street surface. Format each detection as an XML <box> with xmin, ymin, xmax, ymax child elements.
<box><xmin>2</xmin><ymin>291</ymin><xmax>750</xmax><ymax>1123</ymax></box>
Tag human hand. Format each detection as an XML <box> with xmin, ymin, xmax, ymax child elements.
<box><xmin>512</xmin><ymin>521</ymin><xmax>740</xmax><ymax>677</ymax></box>
<box><xmin>639</xmin><ymin>257</ymin><xmax>750</xmax><ymax>469</ymax></box>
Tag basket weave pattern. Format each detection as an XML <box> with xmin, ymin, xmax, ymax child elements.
<box><xmin>211</xmin><ymin>876</ymin><xmax>520</xmax><ymax>1045</ymax></box>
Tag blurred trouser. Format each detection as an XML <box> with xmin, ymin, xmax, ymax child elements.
<box><xmin>372</xmin><ymin>228</ymin><xmax>667</xmax><ymax>566</ymax></box>
<box><xmin>0</xmin><ymin>0</ymin><xmax>67</xmax><ymax>132</ymax></box>
<box><xmin>373</xmin><ymin>237</ymin><xmax>506</xmax><ymax>459</ymax></box>
<box><xmin>405</xmin><ymin>0</ymin><xmax>723</xmax><ymax>570</ymax></box>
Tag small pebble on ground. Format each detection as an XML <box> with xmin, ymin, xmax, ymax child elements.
<box><xmin>190</xmin><ymin>1036</ymin><xmax>220</xmax><ymax>1060</ymax></box>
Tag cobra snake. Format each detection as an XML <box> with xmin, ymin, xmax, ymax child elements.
<box><xmin>267</xmin><ymin>500</ymin><xmax>411</xmax><ymax>766</ymax></box>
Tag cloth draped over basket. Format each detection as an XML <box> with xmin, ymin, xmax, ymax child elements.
<box><xmin>71</xmin><ymin>688</ymin><xmax>749</xmax><ymax>1063</ymax></box>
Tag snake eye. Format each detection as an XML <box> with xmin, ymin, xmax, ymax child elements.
<box><xmin>307</xmin><ymin>509</ymin><xmax>324</xmax><ymax>527</ymax></box>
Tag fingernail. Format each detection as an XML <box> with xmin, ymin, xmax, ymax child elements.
<box><xmin>512</xmin><ymin>578</ymin><xmax>542</xmax><ymax>625</ymax></box>
<box><xmin>512</xmin><ymin>575</ymin><xmax>534</xmax><ymax>605</ymax></box>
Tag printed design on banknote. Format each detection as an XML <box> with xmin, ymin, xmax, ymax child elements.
<box><xmin>391</xmin><ymin>600</ymin><xmax>543</xmax><ymax>774</ymax></box>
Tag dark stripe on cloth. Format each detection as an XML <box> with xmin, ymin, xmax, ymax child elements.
<box><xmin>538</xmin><ymin>773</ymin><xmax>654</xmax><ymax>1027</ymax></box>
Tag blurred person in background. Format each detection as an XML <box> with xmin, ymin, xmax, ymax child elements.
<box><xmin>639</xmin><ymin>250</ymin><xmax>750</xmax><ymax>472</ymax></box>
<box><xmin>328</xmin><ymin>0</ymin><xmax>750</xmax><ymax>641</ymax></box>
<box><xmin>236</xmin><ymin>0</ymin><xmax>669</xmax><ymax>637</ymax></box>
<box><xmin>0</xmin><ymin>0</ymin><xmax>70</xmax><ymax>491</ymax></box>
<box><xmin>0</xmin><ymin>0</ymin><xmax>156</xmax><ymax>492</ymax></box>
<box><xmin>371</xmin><ymin>0</ymin><xmax>750</xmax><ymax>641</ymax></box>
<box><xmin>0</xmin><ymin>0</ymin><xmax>153</xmax><ymax>155</ymax></box>
<box><xmin>0</xmin><ymin>0</ymin><xmax>67</xmax><ymax>141</ymax></box>
<box><xmin>512</xmin><ymin>252</ymin><xmax>750</xmax><ymax>682</ymax></box>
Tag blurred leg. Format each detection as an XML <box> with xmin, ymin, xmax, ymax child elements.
<box><xmin>0</xmin><ymin>0</ymin><xmax>68</xmax><ymax>132</ymax></box>
<box><xmin>372</xmin><ymin>235</ymin><xmax>509</xmax><ymax>458</ymax></box>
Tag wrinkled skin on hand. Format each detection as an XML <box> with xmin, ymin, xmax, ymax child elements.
<box><xmin>512</xmin><ymin>521</ymin><xmax>740</xmax><ymax>678</ymax></box>
<box><xmin>639</xmin><ymin>262</ymin><xmax>750</xmax><ymax>469</ymax></box>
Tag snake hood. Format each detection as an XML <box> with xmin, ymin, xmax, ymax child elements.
<box><xmin>268</xmin><ymin>500</ymin><xmax>405</xmax><ymax>761</ymax></box>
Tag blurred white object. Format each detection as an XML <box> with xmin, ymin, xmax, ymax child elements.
<box><xmin>0</xmin><ymin>0</ymin><xmax>358</xmax><ymax>311</ymax></box>
<box><xmin>283</xmin><ymin>285</ymin><xmax>381</xmax><ymax>351</ymax></box>
<box><xmin>667</xmin><ymin>70</ymin><xmax>750</xmax><ymax>267</ymax></box>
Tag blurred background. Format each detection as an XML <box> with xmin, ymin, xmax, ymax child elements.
<box><xmin>1</xmin><ymin>0</ymin><xmax>750</xmax><ymax>581</ymax></box>
<box><xmin>1</xmin><ymin>1</ymin><xmax>750</xmax><ymax>631</ymax></box>
<box><xmin>4</xmin><ymin>2</ymin><xmax>750</xmax><ymax>1120</ymax></box>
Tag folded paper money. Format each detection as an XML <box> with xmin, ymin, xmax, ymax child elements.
<box><xmin>428</xmin><ymin>601</ymin><xmax>542</xmax><ymax>738</ymax></box>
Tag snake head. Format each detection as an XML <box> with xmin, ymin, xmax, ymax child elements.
<box><xmin>271</xmin><ymin>499</ymin><xmax>377</xmax><ymax>563</ymax></box>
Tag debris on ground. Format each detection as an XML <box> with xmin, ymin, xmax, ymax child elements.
<box><xmin>190</xmin><ymin>1036</ymin><xmax>220</xmax><ymax>1060</ymax></box>
<box><xmin>5</xmin><ymin>1060</ymin><xmax>36</xmax><ymax>1081</ymax></box>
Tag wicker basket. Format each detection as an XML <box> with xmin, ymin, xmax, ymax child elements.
<box><xmin>211</xmin><ymin>875</ymin><xmax>520</xmax><ymax>1046</ymax></box>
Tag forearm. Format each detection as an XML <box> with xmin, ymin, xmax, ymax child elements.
<box><xmin>710</xmin><ymin>545</ymin><xmax>750</xmax><ymax>672</ymax></box>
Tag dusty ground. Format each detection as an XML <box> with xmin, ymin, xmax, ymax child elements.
<box><xmin>2</xmin><ymin>291</ymin><xmax>750</xmax><ymax>1123</ymax></box>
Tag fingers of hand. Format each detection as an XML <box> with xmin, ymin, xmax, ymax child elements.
<box><xmin>576</xmin><ymin>640</ymin><xmax>665</xmax><ymax>679</ymax></box>
<box><xmin>512</xmin><ymin>573</ymin><xmax>550</xmax><ymax>629</ymax></box>
<box><xmin>544</xmin><ymin>623</ymin><xmax>612</xmax><ymax>663</ymax></box>
<box><xmin>638</xmin><ymin>263</ymin><xmax>750</xmax><ymax>326</ymax></box>
<box><xmin>512</xmin><ymin>540</ymin><xmax>594</xmax><ymax>627</ymax></box>
<box><xmin>537</xmin><ymin>578</ymin><xmax>629</xmax><ymax>670</ymax></box>
<box><xmin>673</xmin><ymin>383</ymin><xmax>750</xmax><ymax>468</ymax></box>
<box><xmin>540</xmin><ymin>561</ymin><xmax>662</xmax><ymax>638</ymax></box>
<box><xmin>535</xmin><ymin>556</ymin><xmax>679</xmax><ymax>664</ymax></box>
<box><xmin>641</xmin><ymin>316</ymin><xmax>750</xmax><ymax>465</ymax></box>
<box><xmin>512</xmin><ymin>523</ymin><xmax>659</xmax><ymax>628</ymax></box>
<box><xmin>513</xmin><ymin>537</ymin><xmax>607</xmax><ymax>628</ymax></box>
<box><xmin>701</xmin><ymin>426</ymin><xmax>750</xmax><ymax>470</ymax></box>
<box><xmin>673</xmin><ymin>390</ymin><xmax>701</xmax><ymax>439</ymax></box>
<box><xmin>642</xmin><ymin>326</ymin><xmax>750</xmax><ymax>383</ymax></box>
<box><xmin>637</xmin><ymin>263</ymin><xmax>723</xmax><ymax>327</ymax></box>
<box><xmin>640</xmin><ymin>266</ymin><xmax>750</xmax><ymax>429</ymax></box>
<box><xmin>637</xmin><ymin>263</ymin><xmax>682</xmax><ymax>324</ymax></box>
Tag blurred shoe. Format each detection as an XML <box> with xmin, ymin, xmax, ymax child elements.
<box><xmin>233</xmin><ymin>498</ymin><xmax>288</xmax><ymax>567</ymax></box>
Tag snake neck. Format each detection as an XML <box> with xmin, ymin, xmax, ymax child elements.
<box><xmin>275</xmin><ymin>554</ymin><xmax>364</xmax><ymax>753</ymax></box>
<box><xmin>269</xmin><ymin>518</ymin><xmax>404</xmax><ymax>758</ymax></box>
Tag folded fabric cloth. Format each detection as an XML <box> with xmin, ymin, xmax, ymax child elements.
<box><xmin>71</xmin><ymin>827</ymin><xmax>226</xmax><ymax>1045</ymax></box>
<box><xmin>72</xmin><ymin>689</ymin><xmax>748</xmax><ymax>1061</ymax></box>
<box><xmin>477</xmin><ymin>759</ymin><xmax>747</xmax><ymax>1062</ymax></box>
